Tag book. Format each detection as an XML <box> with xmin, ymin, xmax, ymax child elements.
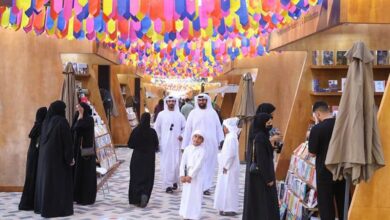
<box><xmin>328</xmin><ymin>80</ymin><xmax>338</xmax><ymax>92</ymax></box>
<box><xmin>76</xmin><ymin>63</ymin><xmax>89</xmax><ymax>75</ymax></box>
<box><xmin>322</xmin><ymin>50</ymin><xmax>334</xmax><ymax>65</ymax></box>
<box><xmin>312</xmin><ymin>50</ymin><xmax>320</xmax><ymax>65</ymax></box>
<box><xmin>377</xmin><ymin>50</ymin><xmax>389</xmax><ymax>65</ymax></box>
<box><xmin>312</xmin><ymin>79</ymin><xmax>320</xmax><ymax>92</ymax></box>
<box><xmin>374</xmin><ymin>81</ymin><xmax>386</xmax><ymax>92</ymax></box>
<box><xmin>336</xmin><ymin>51</ymin><xmax>347</xmax><ymax>65</ymax></box>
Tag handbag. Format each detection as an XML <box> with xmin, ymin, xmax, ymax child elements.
<box><xmin>80</xmin><ymin>137</ymin><xmax>96</xmax><ymax>157</ymax></box>
<box><xmin>249</xmin><ymin>138</ymin><xmax>260</xmax><ymax>174</ymax></box>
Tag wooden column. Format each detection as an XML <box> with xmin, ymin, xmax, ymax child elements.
<box><xmin>349</xmin><ymin>75</ymin><xmax>390</xmax><ymax>219</ymax></box>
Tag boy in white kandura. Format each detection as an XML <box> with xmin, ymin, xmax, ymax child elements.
<box><xmin>214</xmin><ymin>117</ymin><xmax>240</xmax><ymax>216</ymax></box>
<box><xmin>179</xmin><ymin>130</ymin><xmax>206</xmax><ymax>220</ymax></box>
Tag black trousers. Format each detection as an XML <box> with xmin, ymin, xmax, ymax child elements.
<box><xmin>317</xmin><ymin>180</ymin><xmax>346</xmax><ymax>220</ymax></box>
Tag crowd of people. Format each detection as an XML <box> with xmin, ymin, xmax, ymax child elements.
<box><xmin>19</xmin><ymin>92</ymin><xmax>344</xmax><ymax>220</ymax></box>
<box><xmin>19</xmin><ymin>100</ymin><xmax>97</xmax><ymax>218</ymax></box>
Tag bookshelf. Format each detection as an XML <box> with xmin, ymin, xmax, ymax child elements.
<box><xmin>310</xmin><ymin>65</ymin><xmax>390</xmax><ymax>70</ymax></box>
<box><xmin>310</xmin><ymin>92</ymin><xmax>384</xmax><ymax>96</ymax></box>
<box><xmin>279</xmin><ymin>142</ymin><xmax>318</xmax><ymax>220</ymax></box>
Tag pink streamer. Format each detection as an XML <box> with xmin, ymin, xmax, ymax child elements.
<box><xmin>86</xmin><ymin>17</ymin><xmax>94</xmax><ymax>33</ymax></box>
<box><xmin>74</xmin><ymin>1</ymin><xmax>82</xmax><ymax>15</ymax></box>
<box><xmin>164</xmin><ymin>0</ymin><xmax>173</xmax><ymax>21</ymax></box>
<box><xmin>186</xmin><ymin>0</ymin><xmax>195</xmax><ymax>15</ymax></box>
<box><xmin>63</xmin><ymin>0</ymin><xmax>73</xmax><ymax>20</ymax></box>
<box><xmin>199</xmin><ymin>4</ymin><xmax>208</xmax><ymax>29</ymax></box>
<box><xmin>180</xmin><ymin>18</ymin><xmax>189</xmax><ymax>39</ymax></box>
<box><xmin>112</xmin><ymin>0</ymin><xmax>117</xmax><ymax>18</ymax></box>
<box><xmin>130</xmin><ymin>0</ymin><xmax>139</xmax><ymax>17</ymax></box>
<box><xmin>53</xmin><ymin>0</ymin><xmax>63</xmax><ymax>14</ymax></box>
<box><xmin>154</xmin><ymin>18</ymin><xmax>162</xmax><ymax>33</ymax></box>
<box><xmin>132</xmin><ymin>20</ymin><xmax>141</xmax><ymax>31</ymax></box>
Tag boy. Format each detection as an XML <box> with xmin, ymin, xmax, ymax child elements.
<box><xmin>214</xmin><ymin>117</ymin><xmax>240</xmax><ymax>216</ymax></box>
<box><xmin>179</xmin><ymin>130</ymin><xmax>206</xmax><ymax>220</ymax></box>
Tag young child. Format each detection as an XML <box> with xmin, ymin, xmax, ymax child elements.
<box><xmin>214</xmin><ymin>117</ymin><xmax>240</xmax><ymax>216</ymax></box>
<box><xmin>179</xmin><ymin>130</ymin><xmax>206</xmax><ymax>220</ymax></box>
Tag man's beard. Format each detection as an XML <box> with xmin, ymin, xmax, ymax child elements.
<box><xmin>198</xmin><ymin>104</ymin><xmax>207</xmax><ymax>109</ymax></box>
<box><xmin>168</xmin><ymin>104</ymin><xmax>175</xmax><ymax>110</ymax></box>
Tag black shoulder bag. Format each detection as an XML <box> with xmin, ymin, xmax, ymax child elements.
<box><xmin>80</xmin><ymin>137</ymin><xmax>96</xmax><ymax>157</ymax></box>
<box><xmin>249</xmin><ymin>137</ymin><xmax>260</xmax><ymax>174</ymax></box>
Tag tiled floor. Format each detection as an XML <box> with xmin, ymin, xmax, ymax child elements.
<box><xmin>0</xmin><ymin>148</ymin><xmax>245</xmax><ymax>219</ymax></box>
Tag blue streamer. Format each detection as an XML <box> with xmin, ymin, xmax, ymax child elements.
<box><xmin>57</xmin><ymin>11</ymin><xmax>66</xmax><ymax>31</ymax></box>
<box><xmin>141</xmin><ymin>16</ymin><xmax>152</xmax><ymax>34</ymax></box>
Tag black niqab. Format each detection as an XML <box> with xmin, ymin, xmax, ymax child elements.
<box><xmin>252</xmin><ymin>113</ymin><xmax>272</xmax><ymax>137</ymax></box>
<box><xmin>29</xmin><ymin>107</ymin><xmax>47</xmax><ymax>139</ymax></box>
<box><xmin>46</xmin><ymin>100</ymin><xmax>66</xmax><ymax>118</ymax></box>
<box><xmin>41</xmin><ymin>101</ymin><xmax>66</xmax><ymax>144</ymax></box>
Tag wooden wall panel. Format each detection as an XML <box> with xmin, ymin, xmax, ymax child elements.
<box><xmin>233</xmin><ymin>52</ymin><xmax>307</xmax><ymax>136</ymax></box>
<box><xmin>342</xmin><ymin>0</ymin><xmax>390</xmax><ymax>24</ymax></box>
<box><xmin>276</xmin><ymin>24</ymin><xmax>390</xmax><ymax>52</ymax></box>
<box><xmin>230</xmin><ymin>52</ymin><xmax>306</xmax><ymax>162</ymax></box>
<box><xmin>110</xmin><ymin>67</ymin><xmax>132</xmax><ymax>145</ymax></box>
<box><xmin>0</xmin><ymin>29</ymin><xmax>93</xmax><ymax>189</ymax></box>
<box><xmin>349</xmin><ymin>75</ymin><xmax>390</xmax><ymax>219</ymax></box>
<box><xmin>220</xmin><ymin>93</ymin><xmax>236</xmax><ymax>119</ymax></box>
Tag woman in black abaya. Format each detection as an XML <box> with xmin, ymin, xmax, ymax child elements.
<box><xmin>243</xmin><ymin>113</ymin><xmax>280</xmax><ymax>220</ymax></box>
<box><xmin>19</xmin><ymin>107</ymin><xmax>47</xmax><ymax>211</ymax></box>
<box><xmin>72</xmin><ymin>102</ymin><xmax>97</xmax><ymax>205</ymax></box>
<box><xmin>128</xmin><ymin>112</ymin><xmax>159</xmax><ymax>208</ymax></box>
<box><xmin>34</xmin><ymin>100</ymin><xmax>74</xmax><ymax>218</ymax></box>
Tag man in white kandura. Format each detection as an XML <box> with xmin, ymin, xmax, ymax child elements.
<box><xmin>179</xmin><ymin>130</ymin><xmax>206</xmax><ymax>220</ymax></box>
<box><xmin>214</xmin><ymin>117</ymin><xmax>240</xmax><ymax>216</ymax></box>
<box><xmin>154</xmin><ymin>96</ymin><xmax>186</xmax><ymax>193</ymax></box>
<box><xmin>182</xmin><ymin>93</ymin><xmax>224</xmax><ymax>195</ymax></box>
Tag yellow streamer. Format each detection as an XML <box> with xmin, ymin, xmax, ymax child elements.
<box><xmin>230</xmin><ymin>0</ymin><xmax>240</xmax><ymax>12</ymax></box>
<box><xmin>16</xmin><ymin>0</ymin><xmax>30</xmax><ymax>11</ymax></box>
<box><xmin>78</xmin><ymin>0</ymin><xmax>88</xmax><ymax>7</ymax></box>
<box><xmin>103</xmin><ymin>0</ymin><xmax>113</xmax><ymax>16</ymax></box>
<box><xmin>1</xmin><ymin>8</ymin><xmax>10</xmax><ymax>28</ymax></box>
<box><xmin>107</xmin><ymin>19</ymin><xmax>116</xmax><ymax>34</ymax></box>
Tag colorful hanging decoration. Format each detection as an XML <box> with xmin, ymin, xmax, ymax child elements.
<box><xmin>0</xmin><ymin>0</ymin><xmax>321</xmax><ymax>77</ymax></box>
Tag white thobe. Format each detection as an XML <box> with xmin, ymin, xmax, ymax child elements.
<box><xmin>154</xmin><ymin>110</ymin><xmax>186</xmax><ymax>189</ymax></box>
<box><xmin>182</xmin><ymin>109</ymin><xmax>224</xmax><ymax>191</ymax></box>
<box><xmin>179</xmin><ymin>145</ymin><xmax>205</xmax><ymax>220</ymax></box>
<box><xmin>213</xmin><ymin>133</ymin><xmax>240</xmax><ymax>212</ymax></box>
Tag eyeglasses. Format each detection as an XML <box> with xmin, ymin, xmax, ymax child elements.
<box><xmin>170</xmin><ymin>124</ymin><xmax>174</xmax><ymax>131</ymax></box>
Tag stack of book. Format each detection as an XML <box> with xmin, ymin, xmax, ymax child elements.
<box><xmin>280</xmin><ymin>142</ymin><xmax>319</xmax><ymax>220</ymax></box>
<box><xmin>312</xmin><ymin>50</ymin><xmax>390</xmax><ymax>66</ymax></box>
<box><xmin>92</xmin><ymin>106</ymin><xmax>118</xmax><ymax>171</ymax></box>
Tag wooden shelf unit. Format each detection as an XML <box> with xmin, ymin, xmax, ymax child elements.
<box><xmin>311</xmin><ymin>65</ymin><xmax>390</xmax><ymax>70</ymax></box>
<box><xmin>310</xmin><ymin>92</ymin><xmax>384</xmax><ymax>96</ymax></box>
<box><xmin>74</xmin><ymin>74</ymin><xmax>91</xmax><ymax>78</ymax></box>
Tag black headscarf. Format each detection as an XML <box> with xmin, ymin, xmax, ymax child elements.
<box><xmin>252</xmin><ymin>113</ymin><xmax>272</xmax><ymax>137</ymax></box>
<box><xmin>29</xmin><ymin>107</ymin><xmax>47</xmax><ymax>139</ymax></box>
<box><xmin>139</xmin><ymin>112</ymin><xmax>151</xmax><ymax>131</ymax></box>
<box><xmin>79</xmin><ymin>102</ymin><xmax>92</xmax><ymax>117</ymax></box>
<box><xmin>41</xmin><ymin>101</ymin><xmax>67</xmax><ymax>144</ymax></box>
<box><xmin>46</xmin><ymin>100</ymin><xmax>66</xmax><ymax>119</ymax></box>
<box><xmin>256</xmin><ymin>103</ymin><xmax>276</xmax><ymax>115</ymax></box>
